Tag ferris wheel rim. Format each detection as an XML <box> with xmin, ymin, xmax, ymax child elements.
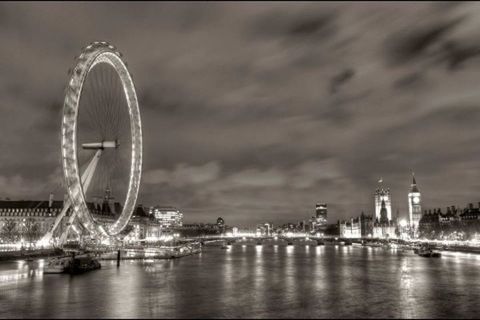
<box><xmin>61</xmin><ymin>41</ymin><xmax>142</xmax><ymax>237</ymax></box>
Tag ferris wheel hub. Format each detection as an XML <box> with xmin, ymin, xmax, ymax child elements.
<box><xmin>82</xmin><ymin>140</ymin><xmax>119</xmax><ymax>150</ymax></box>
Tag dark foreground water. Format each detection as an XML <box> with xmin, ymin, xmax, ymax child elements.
<box><xmin>1</xmin><ymin>245</ymin><xmax>480</xmax><ymax>318</ymax></box>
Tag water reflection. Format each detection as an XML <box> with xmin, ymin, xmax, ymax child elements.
<box><xmin>0</xmin><ymin>260</ymin><xmax>43</xmax><ymax>284</ymax></box>
<box><xmin>1</xmin><ymin>247</ymin><xmax>480</xmax><ymax>318</ymax></box>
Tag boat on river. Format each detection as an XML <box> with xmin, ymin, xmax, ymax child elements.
<box><xmin>43</xmin><ymin>256</ymin><xmax>71</xmax><ymax>274</ymax></box>
<box><xmin>416</xmin><ymin>246</ymin><xmax>441</xmax><ymax>258</ymax></box>
<box><xmin>43</xmin><ymin>253</ymin><xmax>101</xmax><ymax>274</ymax></box>
<box><xmin>166</xmin><ymin>243</ymin><xmax>202</xmax><ymax>258</ymax></box>
<box><xmin>68</xmin><ymin>254</ymin><xmax>101</xmax><ymax>273</ymax></box>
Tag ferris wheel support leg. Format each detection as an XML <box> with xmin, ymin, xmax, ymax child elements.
<box><xmin>39</xmin><ymin>197</ymin><xmax>71</xmax><ymax>246</ymax></box>
<box><xmin>41</xmin><ymin>150</ymin><xmax>103</xmax><ymax>246</ymax></box>
<box><xmin>58</xmin><ymin>149</ymin><xmax>102</xmax><ymax>245</ymax></box>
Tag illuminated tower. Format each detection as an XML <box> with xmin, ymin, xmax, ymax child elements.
<box><xmin>380</xmin><ymin>200</ymin><xmax>389</xmax><ymax>224</ymax></box>
<box><xmin>375</xmin><ymin>178</ymin><xmax>392</xmax><ymax>221</ymax></box>
<box><xmin>315</xmin><ymin>203</ymin><xmax>328</xmax><ymax>225</ymax></box>
<box><xmin>408</xmin><ymin>173</ymin><xmax>421</xmax><ymax>228</ymax></box>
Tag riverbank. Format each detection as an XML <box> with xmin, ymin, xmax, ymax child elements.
<box><xmin>98</xmin><ymin>244</ymin><xmax>202</xmax><ymax>260</ymax></box>
<box><xmin>1</xmin><ymin>241</ymin><xmax>479</xmax><ymax>262</ymax></box>
<box><xmin>0</xmin><ymin>248</ymin><xmax>64</xmax><ymax>261</ymax></box>
<box><xmin>361</xmin><ymin>241</ymin><xmax>480</xmax><ymax>255</ymax></box>
<box><xmin>0</xmin><ymin>241</ymin><xmax>203</xmax><ymax>262</ymax></box>
<box><xmin>435</xmin><ymin>245</ymin><xmax>480</xmax><ymax>254</ymax></box>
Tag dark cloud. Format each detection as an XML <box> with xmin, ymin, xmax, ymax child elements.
<box><xmin>250</xmin><ymin>6</ymin><xmax>338</xmax><ymax>40</ymax></box>
<box><xmin>2</xmin><ymin>2</ymin><xmax>480</xmax><ymax>226</ymax></box>
<box><xmin>288</xmin><ymin>12</ymin><xmax>337</xmax><ymax>38</ymax></box>
<box><xmin>330</xmin><ymin>68</ymin><xmax>355</xmax><ymax>94</ymax></box>
<box><xmin>393</xmin><ymin>72</ymin><xmax>424</xmax><ymax>90</ymax></box>
<box><xmin>385</xmin><ymin>17</ymin><xmax>464</xmax><ymax>65</ymax></box>
<box><xmin>441</xmin><ymin>41</ymin><xmax>480</xmax><ymax>70</ymax></box>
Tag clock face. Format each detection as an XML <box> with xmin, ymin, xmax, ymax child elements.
<box><xmin>413</xmin><ymin>196</ymin><xmax>420</xmax><ymax>204</ymax></box>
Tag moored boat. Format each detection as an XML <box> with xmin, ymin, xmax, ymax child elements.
<box><xmin>67</xmin><ymin>254</ymin><xmax>101</xmax><ymax>274</ymax></box>
<box><xmin>43</xmin><ymin>256</ymin><xmax>72</xmax><ymax>274</ymax></box>
<box><xmin>416</xmin><ymin>247</ymin><xmax>441</xmax><ymax>258</ymax></box>
<box><xmin>43</xmin><ymin>253</ymin><xmax>101</xmax><ymax>274</ymax></box>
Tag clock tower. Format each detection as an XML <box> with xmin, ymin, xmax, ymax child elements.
<box><xmin>408</xmin><ymin>173</ymin><xmax>421</xmax><ymax>228</ymax></box>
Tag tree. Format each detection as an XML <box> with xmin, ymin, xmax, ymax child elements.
<box><xmin>1</xmin><ymin>220</ymin><xmax>19</xmax><ymax>243</ymax></box>
<box><xmin>22</xmin><ymin>218</ymin><xmax>41</xmax><ymax>243</ymax></box>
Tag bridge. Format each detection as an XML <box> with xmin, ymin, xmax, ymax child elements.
<box><xmin>194</xmin><ymin>235</ymin><xmax>415</xmax><ymax>247</ymax></box>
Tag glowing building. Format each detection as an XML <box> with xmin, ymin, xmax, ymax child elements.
<box><xmin>408</xmin><ymin>173</ymin><xmax>422</xmax><ymax>229</ymax></box>
<box><xmin>339</xmin><ymin>217</ymin><xmax>361</xmax><ymax>238</ymax></box>
<box><xmin>149</xmin><ymin>206</ymin><xmax>183</xmax><ymax>229</ymax></box>
<box><xmin>373</xmin><ymin>200</ymin><xmax>397</xmax><ymax>239</ymax></box>
<box><xmin>375</xmin><ymin>180</ymin><xmax>392</xmax><ymax>221</ymax></box>
<box><xmin>315</xmin><ymin>203</ymin><xmax>328</xmax><ymax>225</ymax></box>
<box><xmin>0</xmin><ymin>198</ymin><xmax>158</xmax><ymax>244</ymax></box>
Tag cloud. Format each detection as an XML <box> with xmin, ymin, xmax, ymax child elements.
<box><xmin>2</xmin><ymin>2</ymin><xmax>480</xmax><ymax>226</ymax></box>
<box><xmin>384</xmin><ymin>17</ymin><xmax>464</xmax><ymax>65</ymax></box>
<box><xmin>143</xmin><ymin>162</ymin><xmax>221</xmax><ymax>187</ymax></box>
<box><xmin>330</xmin><ymin>68</ymin><xmax>355</xmax><ymax>94</ymax></box>
<box><xmin>227</xmin><ymin>168</ymin><xmax>288</xmax><ymax>188</ymax></box>
<box><xmin>289</xmin><ymin>160</ymin><xmax>343</xmax><ymax>189</ymax></box>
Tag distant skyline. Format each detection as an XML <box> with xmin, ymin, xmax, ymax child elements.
<box><xmin>2</xmin><ymin>2</ymin><xmax>480</xmax><ymax>226</ymax></box>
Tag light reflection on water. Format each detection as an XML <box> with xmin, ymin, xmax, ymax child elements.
<box><xmin>1</xmin><ymin>246</ymin><xmax>480</xmax><ymax>318</ymax></box>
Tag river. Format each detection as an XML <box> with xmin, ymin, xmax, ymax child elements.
<box><xmin>1</xmin><ymin>245</ymin><xmax>479</xmax><ymax>318</ymax></box>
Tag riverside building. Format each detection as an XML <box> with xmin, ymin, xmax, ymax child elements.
<box><xmin>149</xmin><ymin>206</ymin><xmax>183</xmax><ymax>229</ymax></box>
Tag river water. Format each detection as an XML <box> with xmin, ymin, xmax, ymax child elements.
<box><xmin>1</xmin><ymin>245</ymin><xmax>479</xmax><ymax>318</ymax></box>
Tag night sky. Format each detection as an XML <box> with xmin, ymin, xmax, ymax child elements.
<box><xmin>1</xmin><ymin>2</ymin><xmax>480</xmax><ymax>227</ymax></box>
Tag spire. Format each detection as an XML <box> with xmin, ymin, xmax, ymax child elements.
<box><xmin>376</xmin><ymin>177</ymin><xmax>387</xmax><ymax>194</ymax></box>
<box><xmin>410</xmin><ymin>172</ymin><xmax>419</xmax><ymax>193</ymax></box>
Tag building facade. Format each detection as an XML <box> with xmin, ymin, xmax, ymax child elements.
<box><xmin>375</xmin><ymin>181</ymin><xmax>392</xmax><ymax>221</ymax></box>
<box><xmin>360</xmin><ymin>212</ymin><xmax>374</xmax><ymax>238</ymax></box>
<box><xmin>0</xmin><ymin>199</ymin><xmax>63</xmax><ymax>243</ymax></box>
<box><xmin>372</xmin><ymin>200</ymin><xmax>397</xmax><ymax>239</ymax></box>
<box><xmin>149</xmin><ymin>206</ymin><xmax>183</xmax><ymax>229</ymax></box>
<box><xmin>417</xmin><ymin>203</ymin><xmax>480</xmax><ymax>240</ymax></box>
<box><xmin>339</xmin><ymin>217</ymin><xmax>361</xmax><ymax>238</ymax></box>
<box><xmin>310</xmin><ymin>203</ymin><xmax>328</xmax><ymax>233</ymax></box>
<box><xmin>315</xmin><ymin>203</ymin><xmax>328</xmax><ymax>225</ymax></box>
<box><xmin>0</xmin><ymin>198</ymin><xmax>160</xmax><ymax>244</ymax></box>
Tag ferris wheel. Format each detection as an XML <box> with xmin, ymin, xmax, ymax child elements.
<box><xmin>42</xmin><ymin>41</ymin><xmax>142</xmax><ymax>245</ymax></box>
